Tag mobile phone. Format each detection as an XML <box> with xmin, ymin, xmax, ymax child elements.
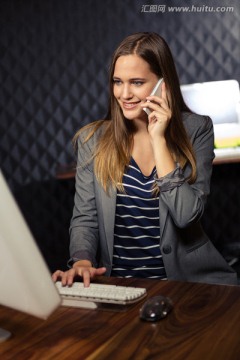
<box><xmin>143</xmin><ymin>78</ymin><xmax>164</xmax><ymax>115</ymax></box>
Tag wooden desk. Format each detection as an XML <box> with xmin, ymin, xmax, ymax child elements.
<box><xmin>0</xmin><ymin>278</ymin><xmax>240</xmax><ymax>360</ymax></box>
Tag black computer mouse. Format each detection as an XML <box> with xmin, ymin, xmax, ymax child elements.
<box><xmin>139</xmin><ymin>295</ymin><xmax>173</xmax><ymax>322</ymax></box>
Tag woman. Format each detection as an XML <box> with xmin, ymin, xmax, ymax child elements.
<box><xmin>52</xmin><ymin>32</ymin><xmax>237</xmax><ymax>287</ymax></box>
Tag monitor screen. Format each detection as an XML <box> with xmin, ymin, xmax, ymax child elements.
<box><xmin>0</xmin><ymin>170</ymin><xmax>61</xmax><ymax>326</ymax></box>
<box><xmin>181</xmin><ymin>79</ymin><xmax>240</xmax><ymax>125</ymax></box>
<box><xmin>181</xmin><ymin>80</ymin><xmax>240</xmax><ymax>150</ymax></box>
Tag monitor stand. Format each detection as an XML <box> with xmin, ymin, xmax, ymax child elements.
<box><xmin>0</xmin><ymin>327</ymin><xmax>11</xmax><ymax>342</ymax></box>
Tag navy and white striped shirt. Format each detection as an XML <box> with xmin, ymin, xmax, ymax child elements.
<box><xmin>111</xmin><ymin>157</ymin><xmax>167</xmax><ymax>279</ymax></box>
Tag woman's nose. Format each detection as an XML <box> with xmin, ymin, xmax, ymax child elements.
<box><xmin>121</xmin><ymin>84</ymin><xmax>133</xmax><ymax>99</ymax></box>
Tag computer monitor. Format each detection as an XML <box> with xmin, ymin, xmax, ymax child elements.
<box><xmin>181</xmin><ymin>79</ymin><xmax>240</xmax><ymax>125</ymax></box>
<box><xmin>0</xmin><ymin>170</ymin><xmax>61</xmax><ymax>341</ymax></box>
<box><xmin>181</xmin><ymin>80</ymin><xmax>240</xmax><ymax>149</ymax></box>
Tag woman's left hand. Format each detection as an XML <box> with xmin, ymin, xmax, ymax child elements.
<box><xmin>141</xmin><ymin>82</ymin><xmax>172</xmax><ymax>141</ymax></box>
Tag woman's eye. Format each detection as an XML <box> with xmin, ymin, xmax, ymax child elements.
<box><xmin>132</xmin><ymin>81</ymin><xmax>144</xmax><ymax>86</ymax></box>
<box><xmin>113</xmin><ymin>79</ymin><xmax>121</xmax><ymax>85</ymax></box>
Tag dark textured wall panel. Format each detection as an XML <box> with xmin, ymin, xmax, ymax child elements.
<box><xmin>1</xmin><ymin>0</ymin><xmax>239</xmax><ymax>187</ymax></box>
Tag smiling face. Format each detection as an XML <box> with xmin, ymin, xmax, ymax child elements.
<box><xmin>113</xmin><ymin>54</ymin><xmax>159</xmax><ymax>122</ymax></box>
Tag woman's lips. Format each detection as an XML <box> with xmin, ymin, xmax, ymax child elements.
<box><xmin>122</xmin><ymin>101</ymin><xmax>141</xmax><ymax>110</ymax></box>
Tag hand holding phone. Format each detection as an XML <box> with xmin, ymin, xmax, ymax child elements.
<box><xmin>143</xmin><ymin>78</ymin><xmax>163</xmax><ymax>115</ymax></box>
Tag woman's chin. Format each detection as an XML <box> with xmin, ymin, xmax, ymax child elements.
<box><xmin>123</xmin><ymin>109</ymin><xmax>148</xmax><ymax>122</ymax></box>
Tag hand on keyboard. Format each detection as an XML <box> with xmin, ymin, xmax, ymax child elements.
<box><xmin>52</xmin><ymin>260</ymin><xmax>107</xmax><ymax>287</ymax></box>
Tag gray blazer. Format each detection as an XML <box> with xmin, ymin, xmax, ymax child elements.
<box><xmin>69</xmin><ymin>113</ymin><xmax>237</xmax><ymax>285</ymax></box>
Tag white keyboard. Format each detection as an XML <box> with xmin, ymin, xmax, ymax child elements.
<box><xmin>55</xmin><ymin>281</ymin><xmax>147</xmax><ymax>309</ymax></box>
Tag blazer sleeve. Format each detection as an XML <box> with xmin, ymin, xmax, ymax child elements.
<box><xmin>69</xmin><ymin>131</ymin><xmax>99</xmax><ymax>267</ymax></box>
<box><xmin>155</xmin><ymin>114</ymin><xmax>215</xmax><ymax>228</ymax></box>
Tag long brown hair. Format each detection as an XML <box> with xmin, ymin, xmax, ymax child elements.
<box><xmin>74</xmin><ymin>32</ymin><xmax>196</xmax><ymax>193</ymax></box>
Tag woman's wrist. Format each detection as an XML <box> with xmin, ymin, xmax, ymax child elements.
<box><xmin>73</xmin><ymin>260</ymin><xmax>92</xmax><ymax>269</ymax></box>
<box><xmin>151</xmin><ymin>138</ymin><xmax>175</xmax><ymax>177</ymax></box>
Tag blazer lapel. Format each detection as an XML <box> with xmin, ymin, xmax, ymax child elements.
<box><xmin>159</xmin><ymin>198</ymin><xmax>168</xmax><ymax>242</ymax></box>
<box><xmin>99</xmin><ymin>186</ymin><xmax>116</xmax><ymax>258</ymax></box>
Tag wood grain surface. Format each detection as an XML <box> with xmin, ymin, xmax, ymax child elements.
<box><xmin>0</xmin><ymin>278</ymin><xmax>240</xmax><ymax>360</ymax></box>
